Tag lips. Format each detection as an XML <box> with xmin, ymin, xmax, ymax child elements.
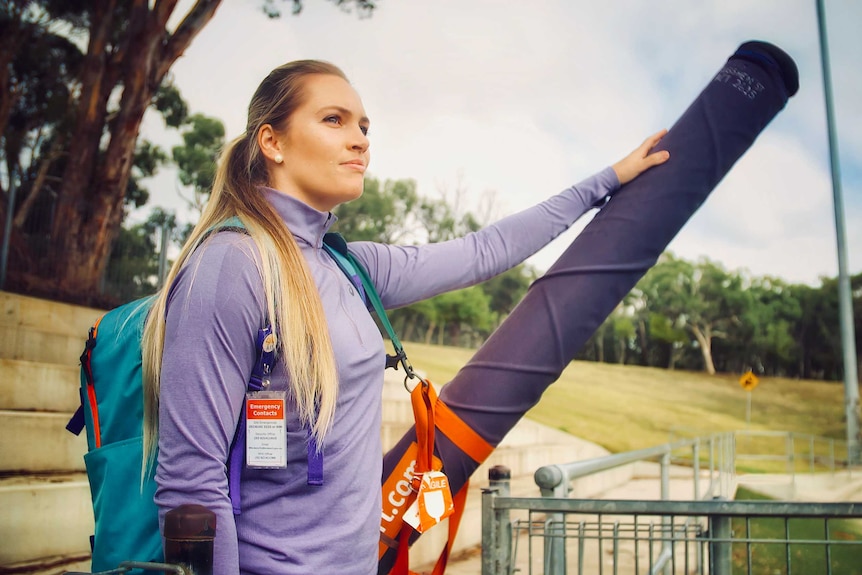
<box><xmin>341</xmin><ymin>160</ymin><xmax>366</xmax><ymax>173</ymax></box>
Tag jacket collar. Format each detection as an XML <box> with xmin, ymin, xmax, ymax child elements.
<box><xmin>262</xmin><ymin>187</ymin><xmax>338</xmax><ymax>249</ymax></box>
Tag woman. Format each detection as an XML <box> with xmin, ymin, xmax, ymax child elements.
<box><xmin>141</xmin><ymin>59</ymin><xmax>668</xmax><ymax>574</ymax></box>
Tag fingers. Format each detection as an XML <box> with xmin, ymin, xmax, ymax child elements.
<box><xmin>646</xmin><ymin>148</ymin><xmax>671</xmax><ymax>166</ymax></box>
<box><xmin>611</xmin><ymin>129</ymin><xmax>671</xmax><ymax>186</ymax></box>
<box><xmin>641</xmin><ymin>129</ymin><xmax>668</xmax><ymax>155</ymax></box>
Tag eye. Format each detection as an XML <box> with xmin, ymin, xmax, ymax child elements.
<box><xmin>323</xmin><ymin>114</ymin><xmax>342</xmax><ymax>125</ymax></box>
<box><xmin>360</xmin><ymin>124</ymin><xmax>369</xmax><ymax>136</ymax></box>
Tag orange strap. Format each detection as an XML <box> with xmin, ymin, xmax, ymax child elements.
<box><xmin>84</xmin><ymin>315</ymin><xmax>105</xmax><ymax>448</ymax></box>
<box><xmin>435</xmin><ymin>400</ymin><xmax>494</xmax><ymax>463</ymax></box>
<box><xmin>392</xmin><ymin>379</ymin><xmax>439</xmax><ymax>573</ymax></box>
<box><xmin>392</xmin><ymin>481</ymin><xmax>470</xmax><ymax>575</ymax></box>
<box><xmin>429</xmin><ymin>480</ymin><xmax>470</xmax><ymax>575</ymax></box>
<box><xmin>411</xmin><ymin>379</ymin><xmax>438</xmax><ymax>486</ymax></box>
<box><xmin>390</xmin><ymin>379</ymin><xmax>494</xmax><ymax>575</ymax></box>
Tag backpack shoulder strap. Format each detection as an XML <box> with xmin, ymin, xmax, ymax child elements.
<box><xmin>322</xmin><ymin>232</ymin><xmax>414</xmax><ymax>377</ymax></box>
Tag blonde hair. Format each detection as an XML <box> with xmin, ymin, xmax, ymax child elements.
<box><xmin>141</xmin><ymin>60</ymin><xmax>348</xmax><ymax>473</ymax></box>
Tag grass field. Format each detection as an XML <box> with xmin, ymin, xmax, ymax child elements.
<box><xmin>398</xmin><ymin>340</ymin><xmax>857</xmax><ymax>454</ymax></box>
<box><xmin>733</xmin><ymin>487</ymin><xmax>862</xmax><ymax>575</ymax></box>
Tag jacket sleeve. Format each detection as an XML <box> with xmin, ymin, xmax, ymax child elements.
<box><xmin>154</xmin><ymin>233</ymin><xmax>266</xmax><ymax>575</ymax></box>
<box><xmin>347</xmin><ymin>167</ymin><xmax>619</xmax><ymax>308</ymax></box>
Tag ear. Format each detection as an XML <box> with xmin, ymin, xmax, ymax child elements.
<box><xmin>257</xmin><ymin>124</ymin><xmax>282</xmax><ymax>162</ymax></box>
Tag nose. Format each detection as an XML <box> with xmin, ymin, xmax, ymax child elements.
<box><xmin>351</xmin><ymin>126</ymin><xmax>369</xmax><ymax>153</ymax></box>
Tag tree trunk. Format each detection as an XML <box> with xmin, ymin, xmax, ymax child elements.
<box><xmin>690</xmin><ymin>324</ymin><xmax>716</xmax><ymax>375</ymax></box>
<box><xmin>637</xmin><ymin>318</ymin><xmax>649</xmax><ymax>365</ymax></box>
<box><xmin>424</xmin><ymin>322</ymin><xmax>436</xmax><ymax>345</ymax></box>
<box><xmin>14</xmin><ymin>136</ymin><xmax>65</xmax><ymax>228</ymax></box>
<box><xmin>48</xmin><ymin>0</ymin><xmax>221</xmax><ymax>303</ymax></box>
<box><xmin>49</xmin><ymin>0</ymin><xmax>118</xmax><ymax>300</ymax></box>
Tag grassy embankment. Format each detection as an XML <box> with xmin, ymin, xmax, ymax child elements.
<box><xmin>400</xmin><ymin>341</ymin><xmax>855</xmax><ymax>456</ymax></box>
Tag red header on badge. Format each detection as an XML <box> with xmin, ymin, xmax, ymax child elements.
<box><xmin>247</xmin><ymin>399</ymin><xmax>284</xmax><ymax>420</ymax></box>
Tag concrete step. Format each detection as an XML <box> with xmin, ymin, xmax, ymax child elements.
<box><xmin>1</xmin><ymin>291</ymin><xmax>99</xmax><ymax>365</ymax></box>
<box><xmin>0</xmin><ymin>474</ymin><xmax>94</xmax><ymax>567</ymax></box>
<box><xmin>0</xmin><ymin>411</ymin><xmax>87</xmax><ymax>473</ymax></box>
<box><xmin>0</xmin><ymin>358</ymin><xmax>80</xmax><ymax>412</ymax></box>
<box><xmin>0</xmin><ymin>556</ymin><xmax>91</xmax><ymax>575</ymax></box>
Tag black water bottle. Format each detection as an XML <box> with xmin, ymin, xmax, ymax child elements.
<box><xmin>163</xmin><ymin>504</ymin><xmax>216</xmax><ymax>575</ymax></box>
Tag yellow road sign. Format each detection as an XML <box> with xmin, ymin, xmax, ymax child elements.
<box><xmin>739</xmin><ymin>371</ymin><xmax>759</xmax><ymax>391</ymax></box>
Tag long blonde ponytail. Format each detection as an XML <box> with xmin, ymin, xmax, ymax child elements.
<box><xmin>142</xmin><ymin>61</ymin><xmax>348</xmax><ymax>473</ymax></box>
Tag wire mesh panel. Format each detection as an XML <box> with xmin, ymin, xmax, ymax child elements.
<box><xmin>510</xmin><ymin>513</ymin><xmax>707</xmax><ymax>575</ymax></box>
<box><xmin>482</xmin><ymin>495</ymin><xmax>862</xmax><ymax>575</ymax></box>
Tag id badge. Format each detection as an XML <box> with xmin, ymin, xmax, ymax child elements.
<box><xmin>246</xmin><ymin>391</ymin><xmax>287</xmax><ymax>469</ymax></box>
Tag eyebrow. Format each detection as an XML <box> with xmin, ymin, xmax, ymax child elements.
<box><xmin>320</xmin><ymin>105</ymin><xmax>370</xmax><ymax>125</ymax></box>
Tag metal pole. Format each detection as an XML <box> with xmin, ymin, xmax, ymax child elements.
<box><xmin>482</xmin><ymin>488</ymin><xmax>500</xmax><ymax>575</ymax></box>
<box><xmin>0</xmin><ymin>184</ymin><xmax>16</xmax><ymax>290</ymax></box>
<box><xmin>158</xmin><ymin>221</ymin><xmax>171</xmax><ymax>289</ymax></box>
<box><xmin>708</xmin><ymin>500</ymin><xmax>732</xmax><ymax>575</ymax></box>
<box><xmin>746</xmin><ymin>391</ymin><xmax>751</xmax><ymax>429</ymax></box>
<box><xmin>816</xmin><ymin>0</ymin><xmax>861</xmax><ymax>465</ymax></box>
<box><xmin>660</xmin><ymin>452</ymin><xmax>671</xmax><ymax>575</ymax></box>
<box><xmin>536</xmin><ymin>465</ymin><xmax>568</xmax><ymax>575</ymax></box>
<box><xmin>693</xmin><ymin>440</ymin><xmax>701</xmax><ymax>501</ymax></box>
<box><xmin>488</xmin><ymin>465</ymin><xmax>512</xmax><ymax>575</ymax></box>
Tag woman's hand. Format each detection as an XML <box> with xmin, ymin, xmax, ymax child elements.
<box><xmin>612</xmin><ymin>129</ymin><xmax>670</xmax><ymax>185</ymax></box>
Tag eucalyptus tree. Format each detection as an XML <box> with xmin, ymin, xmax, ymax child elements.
<box><xmin>1</xmin><ymin>0</ymin><xmax>375</xmax><ymax>304</ymax></box>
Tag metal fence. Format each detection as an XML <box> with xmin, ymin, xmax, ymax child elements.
<box><xmin>481</xmin><ymin>432</ymin><xmax>862</xmax><ymax>575</ymax></box>
<box><xmin>482</xmin><ymin>494</ymin><xmax>862</xmax><ymax>575</ymax></box>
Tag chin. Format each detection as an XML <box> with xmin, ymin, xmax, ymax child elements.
<box><xmin>344</xmin><ymin>186</ymin><xmax>364</xmax><ymax>203</ymax></box>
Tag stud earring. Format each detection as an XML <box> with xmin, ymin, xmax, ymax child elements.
<box><xmin>274</xmin><ymin>153</ymin><xmax>283</xmax><ymax>164</ymax></box>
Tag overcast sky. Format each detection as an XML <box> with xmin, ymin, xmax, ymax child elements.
<box><xmin>139</xmin><ymin>0</ymin><xmax>862</xmax><ymax>286</ymax></box>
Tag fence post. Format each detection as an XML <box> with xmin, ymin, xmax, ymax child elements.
<box><xmin>692</xmin><ymin>439</ymin><xmax>701</xmax><ymax>500</ymax></box>
<box><xmin>535</xmin><ymin>465</ymin><xmax>567</xmax><ymax>575</ymax></box>
<box><xmin>487</xmin><ymin>465</ymin><xmax>512</xmax><ymax>575</ymax></box>
<box><xmin>660</xmin><ymin>451</ymin><xmax>672</xmax><ymax>575</ymax></box>
<box><xmin>708</xmin><ymin>498</ymin><xmax>732</xmax><ymax>575</ymax></box>
<box><xmin>482</xmin><ymin>486</ymin><xmax>500</xmax><ymax>575</ymax></box>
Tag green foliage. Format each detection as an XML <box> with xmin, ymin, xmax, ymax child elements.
<box><xmin>102</xmin><ymin>208</ymin><xmax>181</xmax><ymax>305</ymax></box>
<box><xmin>332</xmin><ymin>175</ymin><xmax>538</xmax><ymax>347</ymax></box>
<box><xmin>125</xmin><ymin>140</ymin><xmax>169</xmax><ymax>208</ymax></box>
<box><xmin>582</xmin><ymin>252</ymin><xmax>860</xmax><ymax>380</ymax></box>
<box><xmin>102</xmin><ymin>222</ymin><xmax>160</xmax><ymax>303</ymax></box>
<box><xmin>333</xmin><ymin>177</ymin><xmax>420</xmax><ymax>243</ymax></box>
<box><xmin>478</xmin><ymin>265</ymin><xmax>534</xmax><ymax>319</ymax></box>
<box><xmin>172</xmin><ymin>113</ymin><xmax>225</xmax><ymax>211</ymax></box>
<box><xmin>153</xmin><ymin>83</ymin><xmax>190</xmax><ymax>128</ymax></box>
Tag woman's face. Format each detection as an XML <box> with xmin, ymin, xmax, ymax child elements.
<box><xmin>268</xmin><ymin>74</ymin><xmax>370</xmax><ymax>212</ymax></box>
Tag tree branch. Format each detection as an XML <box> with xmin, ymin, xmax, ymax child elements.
<box><xmin>153</xmin><ymin>0</ymin><xmax>181</xmax><ymax>29</ymax></box>
<box><xmin>156</xmin><ymin>0</ymin><xmax>222</xmax><ymax>82</ymax></box>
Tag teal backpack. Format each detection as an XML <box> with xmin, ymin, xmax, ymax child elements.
<box><xmin>66</xmin><ymin>230</ymin><xmax>410</xmax><ymax>572</ymax></box>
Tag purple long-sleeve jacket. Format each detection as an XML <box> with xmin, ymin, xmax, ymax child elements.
<box><xmin>155</xmin><ymin>167</ymin><xmax>618</xmax><ymax>575</ymax></box>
